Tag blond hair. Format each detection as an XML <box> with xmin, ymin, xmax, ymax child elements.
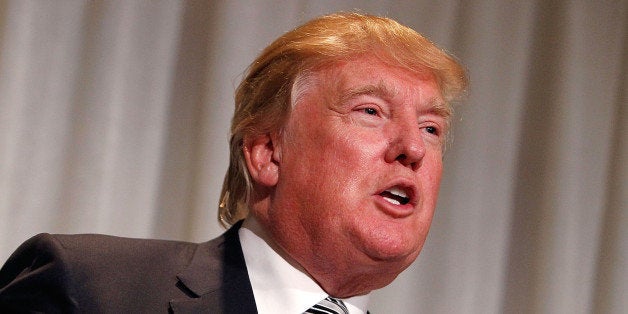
<box><xmin>219</xmin><ymin>12</ymin><xmax>467</xmax><ymax>226</ymax></box>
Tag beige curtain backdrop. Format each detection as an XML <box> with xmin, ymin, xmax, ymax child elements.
<box><xmin>0</xmin><ymin>1</ymin><xmax>625</xmax><ymax>313</ymax></box>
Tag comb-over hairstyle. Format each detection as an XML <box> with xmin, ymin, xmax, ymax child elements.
<box><xmin>218</xmin><ymin>12</ymin><xmax>467</xmax><ymax>226</ymax></box>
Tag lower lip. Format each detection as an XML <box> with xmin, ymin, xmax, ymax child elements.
<box><xmin>374</xmin><ymin>195</ymin><xmax>415</xmax><ymax>218</ymax></box>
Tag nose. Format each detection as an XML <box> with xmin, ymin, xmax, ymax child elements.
<box><xmin>384</xmin><ymin>122</ymin><xmax>426</xmax><ymax>171</ymax></box>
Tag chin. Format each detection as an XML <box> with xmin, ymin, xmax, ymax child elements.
<box><xmin>358</xmin><ymin>231</ymin><xmax>423</xmax><ymax>265</ymax></box>
<box><xmin>368</xmin><ymin>245</ymin><xmax>420</xmax><ymax>266</ymax></box>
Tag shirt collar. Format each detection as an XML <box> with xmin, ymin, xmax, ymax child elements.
<box><xmin>239</xmin><ymin>217</ymin><xmax>369</xmax><ymax>314</ymax></box>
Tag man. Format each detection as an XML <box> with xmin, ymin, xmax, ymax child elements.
<box><xmin>0</xmin><ymin>12</ymin><xmax>466</xmax><ymax>313</ymax></box>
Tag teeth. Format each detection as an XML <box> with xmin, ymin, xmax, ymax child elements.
<box><xmin>387</xmin><ymin>187</ymin><xmax>408</xmax><ymax>198</ymax></box>
<box><xmin>380</xmin><ymin>186</ymin><xmax>410</xmax><ymax>205</ymax></box>
<box><xmin>383</xmin><ymin>196</ymin><xmax>401</xmax><ymax>205</ymax></box>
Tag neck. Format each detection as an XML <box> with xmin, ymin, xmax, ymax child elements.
<box><xmin>244</xmin><ymin>215</ymin><xmax>393</xmax><ymax>298</ymax></box>
<box><xmin>242</xmin><ymin>216</ymin><xmax>312</xmax><ymax>276</ymax></box>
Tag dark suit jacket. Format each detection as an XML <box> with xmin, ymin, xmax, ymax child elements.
<box><xmin>0</xmin><ymin>221</ymin><xmax>257</xmax><ymax>313</ymax></box>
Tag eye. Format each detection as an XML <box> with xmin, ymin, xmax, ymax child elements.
<box><xmin>423</xmin><ymin>125</ymin><xmax>443</xmax><ymax>137</ymax></box>
<box><xmin>363</xmin><ymin>107</ymin><xmax>378</xmax><ymax>115</ymax></box>
<box><xmin>424</xmin><ymin>126</ymin><xmax>439</xmax><ymax>136</ymax></box>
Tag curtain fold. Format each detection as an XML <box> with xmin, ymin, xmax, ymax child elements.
<box><xmin>0</xmin><ymin>1</ymin><xmax>625</xmax><ymax>313</ymax></box>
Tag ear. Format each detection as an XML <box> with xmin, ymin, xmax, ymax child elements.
<box><xmin>243</xmin><ymin>133</ymin><xmax>280</xmax><ymax>187</ymax></box>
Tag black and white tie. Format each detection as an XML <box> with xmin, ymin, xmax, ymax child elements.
<box><xmin>304</xmin><ymin>296</ymin><xmax>350</xmax><ymax>314</ymax></box>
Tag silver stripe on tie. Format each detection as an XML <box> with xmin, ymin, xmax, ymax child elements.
<box><xmin>304</xmin><ymin>296</ymin><xmax>350</xmax><ymax>314</ymax></box>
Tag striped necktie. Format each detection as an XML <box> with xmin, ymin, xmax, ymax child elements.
<box><xmin>304</xmin><ymin>296</ymin><xmax>350</xmax><ymax>314</ymax></box>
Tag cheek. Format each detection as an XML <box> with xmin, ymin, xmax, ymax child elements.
<box><xmin>294</xmin><ymin>120</ymin><xmax>384</xmax><ymax>173</ymax></box>
<box><xmin>332</xmin><ymin>125</ymin><xmax>387</xmax><ymax>160</ymax></box>
<box><xmin>322</xmin><ymin>132</ymin><xmax>386</xmax><ymax>202</ymax></box>
<box><xmin>291</xmin><ymin>128</ymin><xmax>385</xmax><ymax>218</ymax></box>
<box><xmin>422</xmin><ymin>156</ymin><xmax>443</xmax><ymax>190</ymax></box>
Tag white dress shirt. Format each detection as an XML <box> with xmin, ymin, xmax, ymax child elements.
<box><xmin>239</xmin><ymin>218</ymin><xmax>369</xmax><ymax>314</ymax></box>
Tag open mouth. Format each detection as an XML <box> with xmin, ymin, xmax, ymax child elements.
<box><xmin>379</xmin><ymin>186</ymin><xmax>411</xmax><ymax>205</ymax></box>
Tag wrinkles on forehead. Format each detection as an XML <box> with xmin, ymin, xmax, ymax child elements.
<box><xmin>290</xmin><ymin>59</ymin><xmax>452</xmax><ymax>123</ymax></box>
<box><xmin>339</xmin><ymin>81</ymin><xmax>397</xmax><ymax>105</ymax></box>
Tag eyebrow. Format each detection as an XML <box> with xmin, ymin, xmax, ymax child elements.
<box><xmin>426</xmin><ymin>98</ymin><xmax>452</xmax><ymax>119</ymax></box>
<box><xmin>339</xmin><ymin>81</ymin><xmax>397</xmax><ymax>104</ymax></box>
<box><xmin>340</xmin><ymin>81</ymin><xmax>452</xmax><ymax>119</ymax></box>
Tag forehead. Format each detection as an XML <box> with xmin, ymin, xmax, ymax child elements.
<box><xmin>308</xmin><ymin>55</ymin><xmax>446</xmax><ymax>111</ymax></box>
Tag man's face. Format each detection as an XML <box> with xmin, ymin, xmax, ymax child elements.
<box><xmin>260</xmin><ymin>55</ymin><xmax>447</xmax><ymax>293</ymax></box>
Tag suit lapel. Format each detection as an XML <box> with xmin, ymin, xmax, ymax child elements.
<box><xmin>169</xmin><ymin>221</ymin><xmax>257</xmax><ymax>313</ymax></box>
